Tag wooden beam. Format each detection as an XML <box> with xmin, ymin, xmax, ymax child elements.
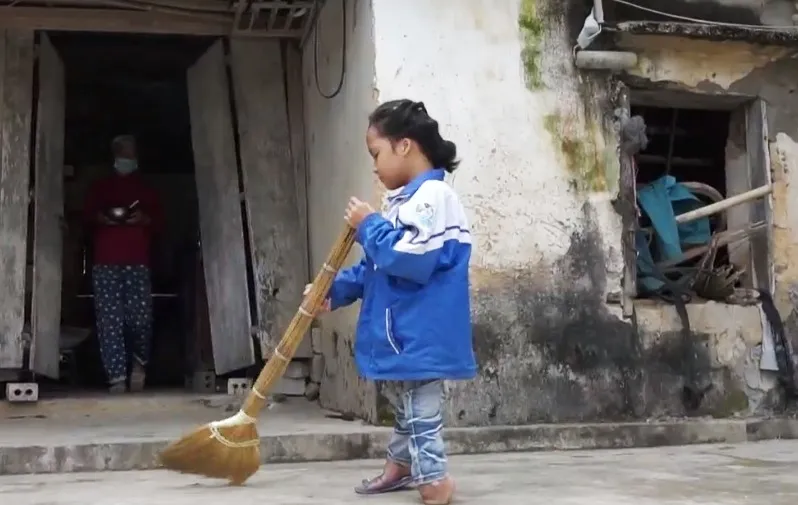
<box><xmin>0</xmin><ymin>7</ymin><xmax>233</xmax><ymax>35</ymax></box>
<box><xmin>0</xmin><ymin>6</ymin><xmax>305</xmax><ymax>36</ymax></box>
<box><xmin>614</xmin><ymin>81</ymin><xmax>638</xmax><ymax>318</ymax></box>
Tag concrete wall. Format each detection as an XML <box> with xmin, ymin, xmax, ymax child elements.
<box><xmin>367</xmin><ymin>0</ymin><xmax>639</xmax><ymax>426</ymax></box>
<box><xmin>302</xmin><ymin>0</ymin><xmax>380</xmax><ymax>421</ymax></box>
<box><xmin>615</xmin><ymin>30</ymin><xmax>798</xmax><ymax>406</ymax></box>
<box><xmin>303</xmin><ymin>0</ymin><xmax>793</xmax><ymax>426</ymax></box>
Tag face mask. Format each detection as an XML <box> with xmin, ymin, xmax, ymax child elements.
<box><xmin>114</xmin><ymin>158</ymin><xmax>138</xmax><ymax>175</ymax></box>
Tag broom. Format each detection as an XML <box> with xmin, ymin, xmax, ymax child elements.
<box><xmin>159</xmin><ymin>224</ymin><xmax>357</xmax><ymax>485</ymax></box>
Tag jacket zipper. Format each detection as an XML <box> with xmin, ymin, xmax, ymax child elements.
<box><xmin>385</xmin><ymin>308</ymin><xmax>400</xmax><ymax>354</ymax></box>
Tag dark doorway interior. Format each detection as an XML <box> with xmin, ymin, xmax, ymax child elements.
<box><xmin>47</xmin><ymin>32</ymin><xmax>215</xmax><ymax>392</ymax></box>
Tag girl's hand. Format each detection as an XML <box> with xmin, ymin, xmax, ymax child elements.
<box><xmin>304</xmin><ymin>283</ymin><xmax>331</xmax><ymax>315</ymax></box>
<box><xmin>345</xmin><ymin>197</ymin><xmax>376</xmax><ymax>228</ymax></box>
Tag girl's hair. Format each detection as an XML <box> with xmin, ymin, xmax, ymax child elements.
<box><xmin>368</xmin><ymin>99</ymin><xmax>460</xmax><ymax>173</ymax></box>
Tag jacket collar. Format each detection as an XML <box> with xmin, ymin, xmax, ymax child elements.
<box><xmin>387</xmin><ymin>169</ymin><xmax>445</xmax><ymax>203</ymax></box>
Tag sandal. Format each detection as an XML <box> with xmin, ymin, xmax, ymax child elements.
<box><xmin>354</xmin><ymin>473</ymin><xmax>413</xmax><ymax>495</ymax></box>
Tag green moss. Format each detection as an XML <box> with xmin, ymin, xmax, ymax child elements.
<box><xmin>712</xmin><ymin>388</ymin><xmax>750</xmax><ymax>418</ymax></box>
<box><xmin>376</xmin><ymin>402</ymin><xmax>395</xmax><ymax>427</ymax></box>
<box><xmin>542</xmin><ymin>112</ymin><xmax>608</xmax><ymax>192</ymax></box>
<box><xmin>519</xmin><ymin>0</ymin><xmax>544</xmax><ymax>90</ymax></box>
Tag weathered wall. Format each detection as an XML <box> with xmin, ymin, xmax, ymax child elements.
<box><xmin>302</xmin><ymin>0</ymin><xmax>380</xmax><ymax>421</ymax></box>
<box><xmin>303</xmin><ymin>0</ymin><xmax>793</xmax><ymax>426</ymax></box>
<box><xmin>635</xmin><ymin>301</ymin><xmax>779</xmax><ymax>417</ymax></box>
<box><xmin>370</xmin><ymin>0</ymin><xmax>637</xmax><ymax>426</ymax></box>
<box><xmin>617</xmin><ymin>32</ymin><xmax>798</xmax><ymax>356</ymax></box>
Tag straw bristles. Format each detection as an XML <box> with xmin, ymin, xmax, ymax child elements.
<box><xmin>158</xmin><ymin>226</ymin><xmax>357</xmax><ymax>486</ymax></box>
<box><xmin>159</xmin><ymin>411</ymin><xmax>260</xmax><ymax>486</ymax></box>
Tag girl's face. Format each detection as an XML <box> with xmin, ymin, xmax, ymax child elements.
<box><xmin>366</xmin><ymin>126</ymin><xmax>411</xmax><ymax>190</ymax></box>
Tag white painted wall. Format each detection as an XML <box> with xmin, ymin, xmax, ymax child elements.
<box><xmin>370</xmin><ymin>0</ymin><xmax>623</xmax><ymax>294</ymax></box>
<box><xmin>301</xmin><ymin>0</ymin><xmax>630</xmax><ymax>424</ymax></box>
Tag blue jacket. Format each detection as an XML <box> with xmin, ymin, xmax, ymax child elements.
<box><xmin>328</xmin><ymin>169</ymin><xmax>477</xmax><ymax>381</ymax></box>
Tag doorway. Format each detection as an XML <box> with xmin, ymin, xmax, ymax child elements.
<box><xmin>56</xmin><ymin>32</ymin><xmax>207</xmax><ymax>391</ymax></box>
<box><xmin>28</xmin><ymin>31</ymin><xmax>259</xmax><ymax>395</ymax></box>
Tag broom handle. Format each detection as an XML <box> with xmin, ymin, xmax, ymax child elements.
<box><xmin>241</xmin><ymin>225</ymin><xmax>357</xmax><ymax>418</ymax></box>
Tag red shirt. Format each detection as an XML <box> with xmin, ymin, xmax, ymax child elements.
<box><xmin>83</xmin><ymin>173</ymin><xmax>163</xmax><ymax>266</ymax></box>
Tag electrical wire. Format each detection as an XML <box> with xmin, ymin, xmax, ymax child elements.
<box><xmin>314</xmin><ymin>0</ymin><xmax>346</xmax><ymax>99</ymax></box>
<box><xmin>612</xmin><ymin>0</ymin><xmax>798</xmax><ymax>31</ymax></box>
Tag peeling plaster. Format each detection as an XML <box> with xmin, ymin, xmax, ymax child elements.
<box><xmin>771</xmin><ymin>132</ymin><xmax>798</xmax><ymax>312</ymax></box>
<box><xmin>618</xmin><ymin>34</ymin><xmax>792</xmax><ymax>89</ymax></box>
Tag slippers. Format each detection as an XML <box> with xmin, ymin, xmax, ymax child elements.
<box><xmin>354</xmin><ymin>474</ymin><xmax>413</xmax><ymax>495</ymax></box>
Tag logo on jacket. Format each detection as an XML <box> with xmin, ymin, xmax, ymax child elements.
<box><xmin>415</xmin><ymin>202</ymin><xmax>435</xmax><ymax>229</ymax></box>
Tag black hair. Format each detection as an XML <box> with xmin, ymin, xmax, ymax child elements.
<box><xmin>368</xmin><ymin>99</ymin><xmax>460</xmax><ymax>173</ymax></box>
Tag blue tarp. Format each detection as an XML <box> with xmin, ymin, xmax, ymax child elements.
<box><xmin>636</xmin><ymin>175</ymin><xmax>712</xmax><ymax>294</ymax></box>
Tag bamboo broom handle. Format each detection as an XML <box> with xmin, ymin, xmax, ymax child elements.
<box><xmin>241</xmin><ymin>225</ymin><xmax>357</xmax><ymax>418</ymax></box>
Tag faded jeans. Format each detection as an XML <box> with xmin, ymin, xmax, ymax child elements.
<box><xmin>378</xmin><ymin>379</ymin><xmax>447</xmax><ymax>485</ymax></box>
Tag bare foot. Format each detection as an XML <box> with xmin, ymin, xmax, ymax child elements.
<box><xmin>418</xmin><ymin>476</ymin><xmax>455</xmax><ymax>505</ymax></box>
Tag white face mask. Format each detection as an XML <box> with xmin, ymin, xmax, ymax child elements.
<box><xmin>114</xmin><ymin>158</ymin><xmax>138</xmax><ymax>175</ymax></box>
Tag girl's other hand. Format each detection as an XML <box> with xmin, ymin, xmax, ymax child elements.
<box><xmin>345</xmin><ymin>197</ymin><xmax>376</xmax><ymax>228</ymax></box>
<box><xmin>304</xmin><ymin>283</ymin><xmax>331</xmax><ymax>315</ymax></box>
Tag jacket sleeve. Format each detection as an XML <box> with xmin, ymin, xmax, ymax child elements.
<box><xmin>355</xmin><ymin>183</ymin><xmax>451</xmax><ymax>285</ymax></box>
<box><xmin>328</xmin><ymin>257</ymin><xmax>367</xmax><ymax>310</ymax></box>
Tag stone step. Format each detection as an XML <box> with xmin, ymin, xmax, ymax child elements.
<box><xmin>0</xmin><ymin>392</ymin><xmax>242</xmax><ymax>421</ymax></box>
<box><xmin>0</xmin><ymin>409</ymin><xmax>796</xmax><ymax>476</ymax></box>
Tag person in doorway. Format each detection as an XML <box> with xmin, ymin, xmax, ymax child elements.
<box><xmin>307</xmin><ymin>100</ymin><xmax>476</xmax><ymax>505</ymax></box>
<box><xmin>83</xmin><ymin>134</ymin><xmax>163</xmax><ymax>394</ymax></box>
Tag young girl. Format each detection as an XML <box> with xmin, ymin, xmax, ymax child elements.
<box><xmin>312</xmin><ymin>99</ymin><xmax>476</xmax><ymax>505</ymax></box>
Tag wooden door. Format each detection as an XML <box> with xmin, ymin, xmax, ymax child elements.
<box><xmin>746</xmin><ymin>99</ymin><xmax>774</xmax><ymax>293</ymax></box>
<box><xmin>186</xmin><ymin>40</ymin><xmax>254</xmax><ymax>375</ymax></box>
<box><xmin>0</xmin><ymin>30</ymin><xmax>34</xmax><ymax>369</ymax></box>
<box><xmin>30</xmin><ymin>33</ymin><xmax>66</xmax><ymax>379</ymax></box>
<box><xmin>229</xmin><ymin>39</ymin><xmax>309</xmax><ymax>358</ymax></box>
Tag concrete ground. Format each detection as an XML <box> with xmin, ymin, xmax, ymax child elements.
<box><xmin>0</xmin><ymin>394</ymin><xmax>373</xmax><ymax>447</ymax></box>
<box><xmin>2</xmin><ymin>440</ymin><xmax>797</xmax><ymax>504</ymax></box>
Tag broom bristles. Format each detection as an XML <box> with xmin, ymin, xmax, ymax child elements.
<box><xmin>159</xmin><ymin>226</ymin><xmax>357</xmax><ymax>485</ymax></box>
<box><xmin>159</xmin><ymin>410</ymin><xmax>261</xmax><ymax>486</ymax></box>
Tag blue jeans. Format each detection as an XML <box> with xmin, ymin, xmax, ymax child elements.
<box><xmin>379</xmin><ymin>379</ymin><xmax>447</xmax><ymax>485</ymax></box>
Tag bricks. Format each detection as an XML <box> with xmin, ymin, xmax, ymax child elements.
<box><xmin>273</xmin><ymin>377</ymin><xmax>306</xmax><ymax>396</ymax></box>
<box><xmin>5</xmin><ymin>383</ymin><xmax>38</xmax><ymax>403</ymax></box>
<box><xmin>226</xmin><ymin>378</ymin><xmax>252</xmax><ymax>397</ymax></box>
<box><xmin>191</xmin><ymin>371</ymin><xmax>216</xmax><ymax>394</ymax></box>
<box><xmin>284</xmin><ymin>360</ymin><xmax>310</xmax><ymax>379</ymax></box>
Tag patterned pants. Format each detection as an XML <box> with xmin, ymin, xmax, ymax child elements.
<box><xmin>92</xmin><ymin>264</ymin><xmax>153</xmax><ymax>384</ymax></box>
<box><xmin>379</xmin><ymin>379</ymin><xmax>448</xmax><ymax>485</ymax></box>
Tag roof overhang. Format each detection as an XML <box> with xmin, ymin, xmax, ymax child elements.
<box><xmin>0</xmin><ymin>0</ymin><xmax>320</xmax><ymax>38</ymax></box>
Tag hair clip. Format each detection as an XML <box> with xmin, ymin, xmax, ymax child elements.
<box><xmin>414</xmin><ymin>102</ymin><xmax>428</xmax><ymax>115</ymax></box>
